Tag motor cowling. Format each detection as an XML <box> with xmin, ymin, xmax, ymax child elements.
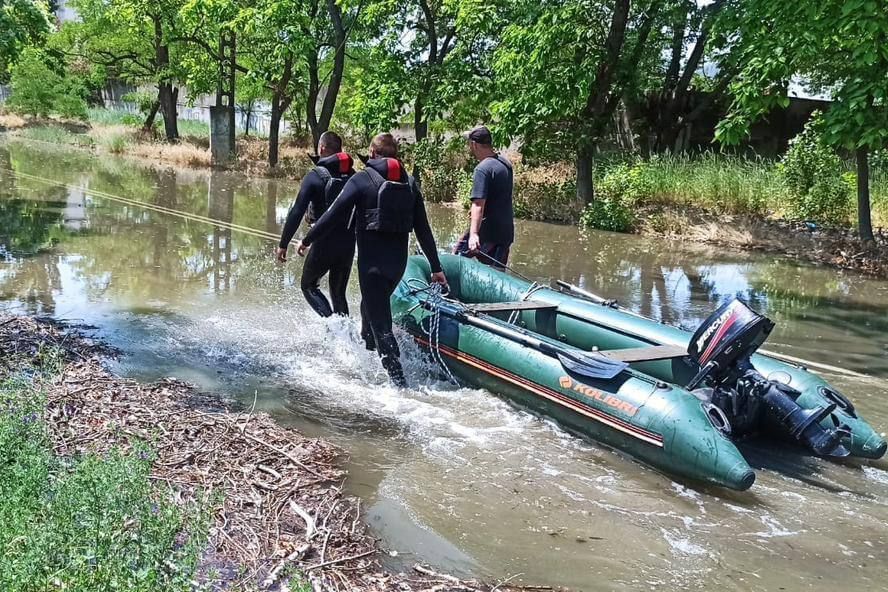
<box><xmin>688</xmin><ymin>299</ymin><xmax>773</xmax><ymax>383</ymax></box>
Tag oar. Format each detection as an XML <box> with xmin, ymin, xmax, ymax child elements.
<box><xmin>433</xmin><ymin>302</ymin><xmax>628</xmax><ymax>381</ymax></box>
<box><xmin>555</xmin><ymin>280</ymin><xmax>647</xmax><ymax>319</ymax></box>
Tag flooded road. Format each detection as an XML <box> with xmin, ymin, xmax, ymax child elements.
<box><xmin>2</xmin><ymin>139</ymin><xmax>887</xmax><ymax>591</ymax></box>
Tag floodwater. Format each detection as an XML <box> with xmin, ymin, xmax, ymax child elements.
<box><xmin>2</xmin><ymin>138</ymin><xmax>887</xmax><ymax>591</ymax></box>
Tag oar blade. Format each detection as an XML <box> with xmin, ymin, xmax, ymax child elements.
<box><xmin>557</xmin><ymin>352</ymin><xmax>628</xmax><ymax>380</ymax></box>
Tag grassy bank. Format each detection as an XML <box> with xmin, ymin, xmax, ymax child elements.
<box><xmin>0</xmin><ymin>339</ymin><xmax>208</xmax><ymax>590</ymax></box>
<box><xmin>0</xmin><ymin>109</ymin><xmax>311</xmax><ymax>177</ymax></box>
<box><xmin>5</xmin><ymin>108</ymin><xmax>887</xmax><ymax>230</ymax></box>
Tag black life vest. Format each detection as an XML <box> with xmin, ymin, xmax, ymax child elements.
<box><xmin>360</xmin><ymin>166</ymin><xmax>416</xmax><ymax>233</ymax></box>
<box><xmin>308</xmin><ymin>166</ymin><xmax>351</xmax><ymax>223</ymax></box>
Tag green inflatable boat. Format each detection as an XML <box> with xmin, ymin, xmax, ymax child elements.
<box><xmin>392</xmin><ymin>254</ymin><xmax>886</xmax><ymax>491</ymax></box>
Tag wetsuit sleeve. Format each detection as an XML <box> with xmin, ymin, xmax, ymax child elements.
<box><xmin>302</xmin><ymin>174</ymin><xmax>362</xmax><ymax>246</ymax></box>
<box><xmin>411</xmin><ymin>185</ymin><xmax>443</xmax><ymax>274</ymax></box>
<box><xmin>278</xmin><ymin>172</ymin><xmax>321</xmax><ymax>248</ymax></box>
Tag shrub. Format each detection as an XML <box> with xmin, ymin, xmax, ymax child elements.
<box><xmin>780</xmin><ymin>118</ymin><xmax>852</xmax><ymax>226</ymax></box>
<box><xmin>7</xmin><ymin>49</ymin><xmax>88</xmax><ymax>120</ymax></box>
<box><xmin>411</xmin><ymin>138</ymin><xmax>471</xmax><ymax>202</ymax></box>
<box><xmin>580</xmin><ymin>197</ymin><xmax>636</xmax><ymax>232</ymax></box>
<box><xmin>7</xmin><ymin>49</ymin><xmax>58</xmax><ymax>118</ymax></box>
<box><xmin>101</xmin><ymin>133</ymin><xmax>129</xmax><ymax>154</ymax></box>
<box><xmin>596</xmin><ymin>162</ymin><xmax>654</xmax><ymax>205</ymax></box>
<box><xmin>512</xmin><ymin>162</ymin><xmax>582</xmax><ymax>223</ymax></box>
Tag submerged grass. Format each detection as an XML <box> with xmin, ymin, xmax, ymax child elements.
<box><xmin>0</xmin><ymin>347</ymin><xmax>208</xmax><ymax>592</ymax></box>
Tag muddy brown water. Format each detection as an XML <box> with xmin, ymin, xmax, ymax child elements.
<box><xmin>2</xmin><ymin>139</ymin><xmax>887</xmax><ymax>591</ymax></box>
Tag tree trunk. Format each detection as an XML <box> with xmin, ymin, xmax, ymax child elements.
<box><xmin>158</xmin><ymin>84</ymin><xmax>179</xmax><ymax>141</ymax></box>
<box><xmin>412</xmin><ymin>96</ymin><xmax>428</xmax><ymax>182</ymax></box>
<box><xmin>857</xmin><ymin>146</ymin><xmax>875</xmax><ymax>244</ymax></box>
<box><xmin>576</xmin><ymin>143</ymin><xmax>595</xmax><ymax>204</ymax></box>
<box><xmin>243</xmin><ymin>102</ymin><xmax>253</xmax><ymax>137</ymax></box>
<box><xmin>269</xmin><ymin>94</ymin><xmax>283</xmax><ymax>168</ymax></box>
<box><xmin>307</xmin><ymin>50</ymin><xmax>321</xmax><ymax>147</ymax></box>
<box><xmin>154</xmin><ymin>16</ymin><xmax>178</xmax><ymax>141</ymax></box>
<box><xmin>142</xmin><ymin>99</ymin><xmax>160</xmax><ymax>132</ymax></box>
<box><xmin>315</xmin><ymin>0</ymin><xmax>347</xmax><ymax>136</ymax></box>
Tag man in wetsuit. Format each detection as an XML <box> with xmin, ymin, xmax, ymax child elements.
<box><xmin>453</xmin><ymin>125</ymin><xmax>514</xmax><ymax>269</ymax></box>
<box><xmin>275</xmin><ymin>131</ymin><xmax>356</xmax><ymax>317</ymax></box>
<box><xmin>296</xmin><ymin>133</ymin><xmax>447</xmax><ymax>387</ymax></box>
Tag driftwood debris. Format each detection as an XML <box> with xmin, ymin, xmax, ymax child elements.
<box><xmin>0</xmin><ymin>315</ymin><xmax>561</xmax><ymax>592</ymax></box>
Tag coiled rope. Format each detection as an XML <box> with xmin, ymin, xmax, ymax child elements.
<box><xmin>404</xmin><ymin>278</ymin><xmax>460</xmax><ymax>386</ymax></box>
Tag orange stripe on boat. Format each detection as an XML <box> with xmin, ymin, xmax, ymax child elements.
<box><xmin>414</xmin><ymin>336</ymin><xmax>664</xmax><ymax>448</ymax></box>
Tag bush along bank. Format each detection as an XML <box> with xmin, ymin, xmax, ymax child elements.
<box><xmin>0</xmin><ymin>315</ymin><xmax>551</xmax><ymax>592</ymax></box>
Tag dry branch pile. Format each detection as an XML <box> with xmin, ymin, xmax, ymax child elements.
<box><xmin>0</xmin><ymin>315</ymin><xmax>555</xmax><ymax>592</ymax></box>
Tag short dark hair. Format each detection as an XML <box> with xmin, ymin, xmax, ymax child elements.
<box><xmin>467</xmin><ymin>125</ymin><xmax>493</xmax><ymax>146</ymax></box>
<box><xmin>370</xmin><ymin>133</ymin><xmax>398</xmax><ymax>157</ymax></box>
<box><xmin>318</xmin><ymin>131</ymin><xmax>342</xmax><ymax>153</ymax></box>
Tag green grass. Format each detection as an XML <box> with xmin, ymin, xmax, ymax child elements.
<box><xmin>87</xmin><ymin>108</ymin><xmax>210</xmax><ymax>138</ymax></box>
<box><xmin>638</xmin><ymin>153</ymin><xmax>783</xmax><ymax>215</ymax></box>
<box><xmin>0</xmin><ymin>349</ymin><xmax>208</xmax><ymax>592</ymax></box>
<box><xmin>17</xmin><ymin>125</ymin><xmax>94</xmax><ymax>148</ymax></box>
<box><xmin>87</xmin><ymin>107</ymin><xmax>136</xmax><ymax>126</ymax></box>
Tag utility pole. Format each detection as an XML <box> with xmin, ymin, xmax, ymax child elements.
<box><xmin>210</xmin><ymin>31</ymin><xmax>237</xmax><ymax>165</ymax></box>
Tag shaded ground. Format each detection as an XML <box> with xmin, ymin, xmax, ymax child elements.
<box><xmin>0</xmin><ymin>314</ymin><xmax>553</xmax><ymax>592</ymax></box>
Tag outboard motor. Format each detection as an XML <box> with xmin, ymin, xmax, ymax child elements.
<box><xmin>687</xmin><ymin>299</ymin><xmax>850</xmax><ymax>457</ymax></box>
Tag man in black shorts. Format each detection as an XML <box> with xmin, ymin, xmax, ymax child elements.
<box><xmin>275</xmin><ymin>131</ymin><xmax>356</xmax><ymax>316</ymax></box>
<box><xmin>453</xmin><ymin>125</ymin><xmax>514</xmax><ymax>269</ymax></box>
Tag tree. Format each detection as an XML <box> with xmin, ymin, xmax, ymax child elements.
<box><xmin>716</xmin><ymin>0</ymin><xmax>888</xmax><ymax>243</ymax></box>
<box><xmin>348</xmin><ymin>0</ymin><xmax>502</xmax><ymax>179</ymax></box>
<box><xmin>180</xmin><ymin>0</ymin><xmax>364</xmax><ymax>167</ymax></box>
<box><xmin>651</xmin><ymin>0</ymin><xmax>737</xmax><ymax>153</ymax></box>
<box><xmin>7</xmin><ymin>47</ymin><xmax>88</xmax><ymax>119</ymax></box>
<box><xmin>492</xmin><ymin>0</ymin><xmax>664</xmax><ymax>203</ymax></box>
<box><xmin>61</xmin><ymin>0</ymin><xmax>186</xmax><ymax>140</ymax></box>
<box><xmin>0</xmin><ymin>0</ymin><xmax>52</xmax><ymax>83</ymax></box>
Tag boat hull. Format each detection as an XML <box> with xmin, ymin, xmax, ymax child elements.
<box><xmin>392</xmin><ymin>255</ymin><xmax>886</xmax><ymax>488</ymax></box>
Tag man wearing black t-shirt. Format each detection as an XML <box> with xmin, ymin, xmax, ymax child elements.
<box><xmin>454</xmin><ymin>125</ymin><xmax>514</xmax><ymax>269</ymax></box>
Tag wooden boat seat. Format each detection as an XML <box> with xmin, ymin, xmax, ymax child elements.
<box><xmin>598</xmin><ymin>344</ymin><xmax>688</xmax><ymax>363</ymax></box>
<box><xmin>466</xmin><ymin>300</ymin><xmax>559</xmax><ymax>314</ymax></box>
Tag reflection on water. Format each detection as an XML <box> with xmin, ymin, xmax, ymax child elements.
<box><xmin>1</xmin><ymin>139</ymin><xmax>887</xmax><ymax>591</ymax></box>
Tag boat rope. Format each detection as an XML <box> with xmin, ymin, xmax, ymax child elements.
<box><xmin>404</xmin><ymin>278</ymin><xmax>460</xmax><ymax>386</ymax></box>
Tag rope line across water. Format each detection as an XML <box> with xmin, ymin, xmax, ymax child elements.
<box><xmin>2</xmin><ymin>167</ymin><xmax>280</xmax><ymax>243</ymax></box>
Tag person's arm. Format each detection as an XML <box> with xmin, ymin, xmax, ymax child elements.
<box><xmin>468</xmin><ymin>164</ymin><xmax>490</xmax><ymax>251</ymax></box>
<box><xmin>411</xmin><ymin>183</ymin><xmax>446</xmax><ymax>285</ymax></box>
<box><xmin>300</xmin><ymin>174</ymin><xmax>362</xmax><ymax>249</ymax></box>
<box><xmin>275</xmin><ymin>174</ymin><xmax>318</xmax><ymax>261</ymax></box>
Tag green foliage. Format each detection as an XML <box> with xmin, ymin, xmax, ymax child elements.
<box><xmin>7</xmin><ymin>49</ymin><xmax>88</xmax><ymax>120</ymax></box>
<box><xmin>411</xmin><ymin>139</ymin><xmax>471</xmax><ymax>203</ymax></box>
<box><xmin>779</xmin><ymin>120</ymin><xmax>852</xmax><ymax>226</ymax></box>
<box><xmin>596</xmin><ymin>162</ymin><xmax>653</xmax><ymax>205</ymax></box>
<box><xmin>580</xmin><ymin>197</ymin><xmax>636</xmax><ymax>233</ymax></box>
<box><xmin>639</xmin><ymin>153</ymin><xmax>773</xmax><ymax>215</ymax></box>
<box><xmin>716</xmin><ymin>0</ymin><xmax>888</xmax><ymax>152</ymax></box>
<box><xmin>0</xmin><ymin>372</ymin><xmax>208</xmax><ymax>591</ymax></box>
<box><xmin>0</xmin><ymin>0</ymin><xmax>52</xmax><ymax>83</ymax></box>
<box><xmin>7</xmin><ymin>49</ymin><xmax>56</xmax><ymax>117</ymax></box>
<box><xmin>512</xmin><ymin>163</ymin><xmax>581</xmax><ymax>223</ymax></box>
